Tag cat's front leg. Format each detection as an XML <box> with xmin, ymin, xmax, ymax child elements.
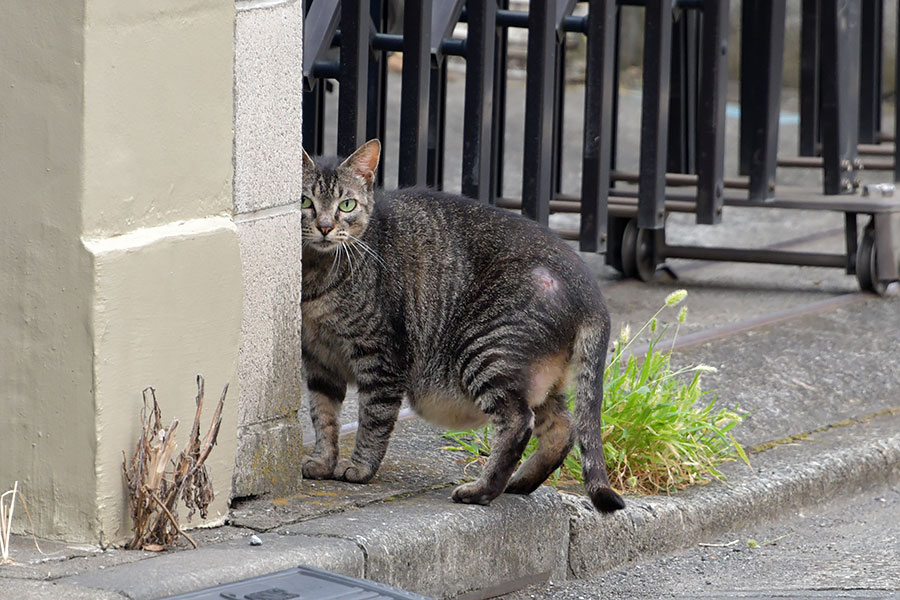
<box><xmin>333</xmin><ymin>377</ymin><xmax>403</xmax><ymax>483</ymax></box>
<box><xmin>302</xmin><ymin>355</ymin><xmax>347</xmax><ymax>480</ymax></box>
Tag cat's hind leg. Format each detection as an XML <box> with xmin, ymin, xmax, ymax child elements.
<box><xmin>451</xmin><ymin>387</ymin><xmax>534</xmax><ymax>506</ymax></box>
<box><xmin>302</xmin><ymin>356</ymin><xmax>347</xmax><ymax>479</ymax></box>
<box><xmin>505</xmin><ymin>384</ymin><xmax>574</xmax><ymax>495</ymax></box>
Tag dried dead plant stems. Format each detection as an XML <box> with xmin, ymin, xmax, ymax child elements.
<box><xmin>122</xmin><ymin>376</ymin><xmax>228</xmax><ymax>551</ymax></box>
<box><xmin>0</xmin><ymin>481</ymin><xmax>18</xmax><ymax>563</ymax></box>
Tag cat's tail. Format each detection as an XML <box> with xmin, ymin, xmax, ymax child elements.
<box><xmin>574</xmin><ymin>319</ymin><xmax>626</xmax><ymax>513</ymax></box>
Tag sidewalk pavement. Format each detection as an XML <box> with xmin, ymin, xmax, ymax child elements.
<box><xmin>3</xmin><ymin>220</ymin><xmax>900</xmax><ymax>598</ymax></box>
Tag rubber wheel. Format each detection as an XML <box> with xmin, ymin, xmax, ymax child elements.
<box><xmin>620</xmin><ymin>219</ymin><xmax>658</xmax><ymax>282</ymax></box>
<box><xmin>633</xmin><ymin>226</ymin><xmax>658</xmax><ymax>282</ymax></box>
<box><xmin>620</xmin><ymin>219</ymin><xmax>638</xmax><ymax>279</ymax></box>
<box><xmin>856</xmin><ymin>228</ymin><xmax>887</xmax><ymax>296</ymax></box>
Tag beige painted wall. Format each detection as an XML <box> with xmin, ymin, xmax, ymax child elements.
<box><xmin>1</xmin><ymin>0</ymin><xmax>241</xmax><ymax>542</ymax></box>
<box><xmin>0</xmin><ymin>1</ymin><xmax>98</xmax><ymax>540</ymax></box>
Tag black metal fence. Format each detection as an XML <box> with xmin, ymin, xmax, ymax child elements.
<box><xmin>302</xmin><ymin>0</ymin><xmax>900</xmax><ymax>294</ymax></box>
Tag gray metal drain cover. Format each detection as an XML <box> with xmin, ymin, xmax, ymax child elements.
<box><xmin>162</xmin><ymin>565</ymin><xmax>433</xmax><ymax>600</ymax></box>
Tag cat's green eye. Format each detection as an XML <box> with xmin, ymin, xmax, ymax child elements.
<box><xmin>301</xmin><ymin>195</ymin><xmax>313</xmax><ymax>209</ymax></box>
<box><xmin>338</xmin><ymin>198</ymin><xmax>357</xmax><ymax>213</ymax></box>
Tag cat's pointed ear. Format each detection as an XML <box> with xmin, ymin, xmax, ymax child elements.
<box><xmin>339</xmin><ymin>139</ymin><xmax>381</xmax><ymax>185</ymax></box>
<box><xmin>302</xmin><ymin>146</ymin><xmax>316</xmax><ymax>173</ymax></box>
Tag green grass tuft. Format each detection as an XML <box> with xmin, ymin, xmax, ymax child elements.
<box><xmin>442</xmin><ymin>290</ymin><xmax>750</xmax><ymax>496</ymax></box>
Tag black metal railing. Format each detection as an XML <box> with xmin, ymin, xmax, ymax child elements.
<box><xmin>301</xmin><ymin>0</ymin><xmax>900</xmax><ymax>294</ymax></box>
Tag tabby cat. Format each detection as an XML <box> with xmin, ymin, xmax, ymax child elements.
<box><xmin>300</xmin><ymin>140</ymin><xmax>625</xmax><ymax>512</ymax></box>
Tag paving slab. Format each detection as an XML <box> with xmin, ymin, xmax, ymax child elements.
<box><xmin>230</xmin><ymin>419</ymin><xmax>473</xmax><ymax>531</ymax></box>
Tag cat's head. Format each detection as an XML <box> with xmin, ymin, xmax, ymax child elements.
<box><xmin>301</xmin><ymin>139</ymin><xmax>381</xmax><ymax>254</ymax></box>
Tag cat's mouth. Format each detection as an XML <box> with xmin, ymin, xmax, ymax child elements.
<box><xmin>309</xmin><ymin>238</ymin><xmax>340</xmax><ymax>252</ymax></box>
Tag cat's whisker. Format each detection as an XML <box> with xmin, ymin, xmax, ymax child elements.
<box><xmin>345</xmin><ymin>233</ymin><xmax>387</xmax><ymax>268</ymax></box>
<box><xmin>327</xmin><ymin>241</ymin><xmax>341</xmax><ymax>279</ymax></box>
<box><xmin>343</xmin><ymin>242</ymin><xmax>355</xmax><ymax>277</ymax></box>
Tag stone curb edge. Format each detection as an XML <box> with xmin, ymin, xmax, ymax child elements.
<box><xmin>53</xmin><ymin>424</ymin><xmax>900</xmax><ymax>599</ymax></box>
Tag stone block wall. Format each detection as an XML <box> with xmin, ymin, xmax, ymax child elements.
<box><xmin>232</xmin><ymin>0</ymin><xmax>305</xmax><ymax>498</ymax></box>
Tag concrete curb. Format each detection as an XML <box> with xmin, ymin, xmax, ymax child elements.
<box><xmin>565</xmin><ymin>428</ymin><xmax>900</xmax><ymax>579</ymax></box>
<box><xmin>51</xmin><ymin>419</ymin><xmax>900</xmax><ymax>600</ymax></box>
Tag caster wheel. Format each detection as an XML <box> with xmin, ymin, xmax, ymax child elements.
<box><xmin>856</xmin><ymin>228</ymin><xmax>888</xmax><ymax>296</ymax></box>
<box><xmin>621</xmin><ymin>219</ymin><xmax>658</xmax><ymax>282</ymax></box>
<box><xmin>621</xmin><ymin>219</ymin><xmax>638</xmax><ymax>279</ymax></box>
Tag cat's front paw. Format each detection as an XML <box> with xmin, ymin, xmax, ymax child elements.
<box><xmin>450</xmin><ymin>481</ymin><xmax>495</xmax><ymax>506</ymax></box>
<box><xmin>302</xmin><ymin>455</ymin><xmax>336</xmax><ymax>479</ymax></box>
<box><xmin>333</xmin><ymin>458</ymin><xmax>375</xmax><ymax>483</ymax></box>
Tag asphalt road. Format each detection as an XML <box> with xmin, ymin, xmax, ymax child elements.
<box><xmin>503</xmin><ymin>483</ymin><xmax>900</xmax><ymax>600</ymax></box>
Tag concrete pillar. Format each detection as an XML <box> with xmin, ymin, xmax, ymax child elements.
<box><xmin>232</xmin><ymin>0</ymin><xmax>304</xmax><ymax>497</ymax></box>
<box><xmin>1</xmin><ymin>0</ymin><xmax>240</xmax><ymax>543</ymax></box>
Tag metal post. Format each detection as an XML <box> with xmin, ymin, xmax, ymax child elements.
<box><xmin>820</xmin><ymin>0</ymin><xmax>860</xmax><ymax>195</ymax></box>
<box><xmin>303</xmin><ymin>82</ymin><xmax>325</xmax><ymax>156</ymax></box>
<box><xmin>398</xmin><ymin>0</ymin><xmax>431</xmax><ymax>187</ymax></box>
<box><xmin>638</xmin><ymin>0</ymin><xmax>673</xmax><ymax>229</ymax></box>
<box><xmin>491</xmin><ymin>0</ymin><xmax>510</xmax><ymax>199</ymax></box>
<box><xmin>427</xmin><ymin>63</ymin><xmax>448</xmax><ymax>189</ymax></box>
<box><xmin>666</xmin><ymin>10</ymin><xmax>698</xmax><ymax>175</ymax></box>
<box><xmin>552</xmin><ymin>37</ymin><xmax>567</xmax><ymax>196</ymax></box>
<box><xmin>367</xmin><ymin>0</ymin><xmax>387</xmax><ymax>185</ymax></box>
<box><xmin>858</xmin><ymin>0</ymin><xmax>883</xmax><ymax>144</ymax></box>
<box><xmin>739</xmin><ymin>0</ymin><xmax>786</xmax><ymax>200</ymax></box>
<box><xmin>896</xmin><ymin>1</ymin><xmax>900</xmax><ymax>183</ymax></box>
<box><xmin>798</xmin><ymin>0</ymin><xmax>820</xmax><ymax>157</ymax></box>
<box><xmin>338</xmin><ymin>0</ymin><xmax>371</xmax><ymax>155</ymax></box>
<box><xmin>462</xmin><ymin>0</ymin><xmax>497</xmax><ymax>203</ymax></box>
<box><xmin>580</xmin><ymin>0</ymin><xmax>616</xmax><ymax>253</ymax></box>
<box><xmin>522</xmin><ymin>0</ymin><xmax>557</xmax><ymax>225</ymax></box>
<box><xmin>696</xmin><ymin>0</ymin><xmax>729</xmax><ymax>224</ymax></box>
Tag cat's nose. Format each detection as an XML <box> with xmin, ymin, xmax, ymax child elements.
<box><xmin>317</xmin><ymin>224</ymin><xmax>334</xmax><ymax>236</ymax></box>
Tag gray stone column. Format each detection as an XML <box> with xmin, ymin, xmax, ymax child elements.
<box><xmin>232</xmin><ymin>0</ymin><xmax>305</xmax><ymax>497</ymax></box>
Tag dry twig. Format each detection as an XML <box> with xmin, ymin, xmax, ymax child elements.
<box><xmin>122</xmin><ymin>376</ymin><xmax>227</xmax><ymax>551</ymax></box>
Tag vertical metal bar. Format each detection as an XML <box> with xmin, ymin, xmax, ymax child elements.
<box><xmin>638</xmin><ymin>0</ymin><xmax>673</xmax><ymax>230</ymax></box>
<box><xmin>799</xmin><ymin>0</ymin><xmax>821</xmax><ymax>156</ymax></box>
<box><xmin>366</xmin><ymin>0</ymin><xmax>383</xmax><ymax>142</ymax></box>
<box><xmin>820</xmin><ymin>0</ymin><xmax>860</xmax><ymax>195</ymax></box>
<box><xmin>366</xmin><ymin>0</ymin><xmax>386</xmax><ymax>184</ymax></box>
<box><xmin>610</xmin><ymin>7</ymin><xmax>621</xmax><ymax>183</ymax></box>
<box><xmin>522</xmin><ymin>0</ymin><xmax>557</xmax><ymax>225</ymax></box>
<box><xmin>666</xmin><ymin>9</ymin><xmax>698</xmax><ymax>175</ymax></box>
<box><xmin>844</xmin><ymin>212</ymin><xmax>858</xmax><ymax>274</ymax></box>
<box><xmin>738</xmin><ymin>0</ymin><xmax>755</xmax><ymax>175</ymax></box>
<box><xmin>858</xmin><ymin>0</ymin><xmax>882</xmax><ymax>144</ymax></box>
<box><xmin>896</xmin><ymin>0</ymin><xmax>900</xmax><ymax>182</ymax></box>
<box><xmin>552</xmin><ymin>38</ymin><xmax>567</xmax><ymax>196</ymax></box>
<box><xmin>462</xmin><ymin>0</ymin><xmax>497</xmax><ymax>203</ymax></box>
<box><xmin>492</xmin><ymin>0</ymin><xmax>510</xmax><ymax>199</ymax></box>
<box><xmin>437</xmin><ymin>63</ymin><xmax>448</xmax><ymax>189</ymax></box>
<box><xmin>376</xmin><ymin>34</ymin><xmax>389</xmax><ymax>186</ymax></box>
<box><xmin>684</xmin><ymin>10</ymin><xmax>698</xmax><ymax>174</ymax></box>
<box><xmin>398</xmin><ymin>0</ymin><xmax>431</xmax><ymax>187</ymax></box>
<box><xmin>426</xmin><ymin>63</ymin><xmax>447</xmax><ymax>189</ymax></box>
<box><xmin>303</xmin><ymin>82</ymin><xmax>324</xmax><ymax>155</ymax></box>
<box><xmin>338</xmin><ymin>0</ymin><xmax>370</xmax><ymax>155</ymax></box>
<box><xmin>696</xmin><ymin>0</ymin><xmax>729</xmax><ymax>225</ymax></box>
<box><xmin>741</xmin><ymin>0</ymin><xmax>786</xmax><ymax>201</ymax></box>
<box><xmin>580</xmin><ymin>0</ymin><xmax>616</xmax><ymax>254</ymax></box>
<box><xmin>667</xmin><ymin>11</ymin><xmax>687</xmax><ymax>174</ymax></box>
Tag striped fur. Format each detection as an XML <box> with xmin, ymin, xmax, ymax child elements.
<box><xmin>300</xmin><ymin>140</ymin><xmax>624</xmax><ymax>512</ymax></box>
